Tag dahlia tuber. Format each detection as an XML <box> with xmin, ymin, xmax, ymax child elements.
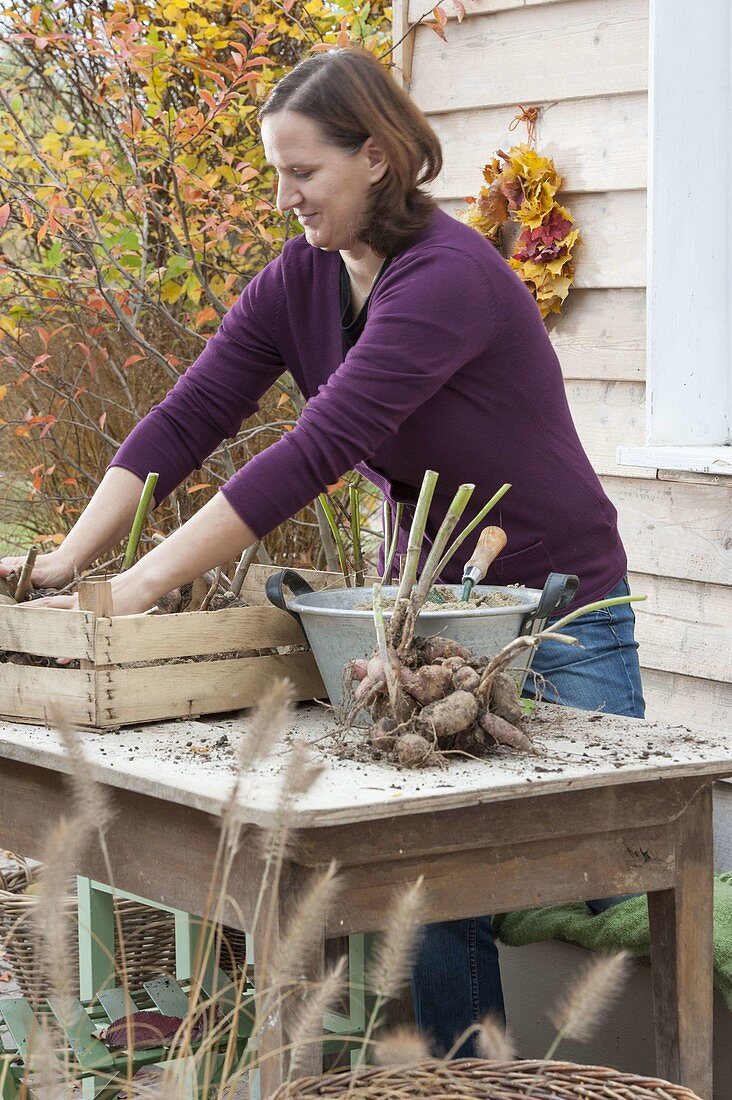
<box><xmin>419</xmin><ymin>690</ymin><xmax>480</xmax><ymax>741</ymax></box>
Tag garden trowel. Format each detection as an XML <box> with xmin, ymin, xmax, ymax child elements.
<box><xmin>460</xmin><ymin>525</ymin><xmax>507</xmax><ymax>601</ymax></box>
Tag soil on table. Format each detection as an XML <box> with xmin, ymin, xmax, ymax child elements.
<box><xmin>127</xmin><ymin>703</ymin><xmax>722</xmax><ymax>787</ymax></box>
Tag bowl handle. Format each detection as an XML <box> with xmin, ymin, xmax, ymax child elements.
<box><xmin>521</xmin><ymin>572</ymin><xmax>579</xmax><ymax>636</ymax></box>
<box><xmin>265</xmin><ymin>569</ymin><xmax>315</xmax><ymax>626</ymax></box>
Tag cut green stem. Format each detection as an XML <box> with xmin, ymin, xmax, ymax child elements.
<box><xmin>395</xmin><ymin>470</ymin><xmax>438</xmax><ymax>604</ymax></box>
<box><xmin>372</xmin><ymin>581</ymin><xmax>398</xmax><ymax>711</ymax></box>
<box><xmin>315</xmin><ymin>497</ymin><xmax>339</xmax><ymax>573</ymax></box>
<box><xmin>478</xmin><ymin>594</ymin><xmax>646</xmax><ymax>689</ymax></box>
<box><xmin>381</xmin><ymin>502</ymin><xmax>392</xmax><ymax>584</ymax></box>
<box><xmin>434</xmin><ymin>482</ymin><xmax>511</xmax><ymax>579</ymax></box>
<box><xmin>381</xmin><ymin>501</ymin><xmax>403</xmax><ymax>584</ymax></box>
<box><xmin>317</xmin><ymin>492</ymin><xmax>351</xmax><ymax>587</ymax></box>
<box><xmin>230</xmin><ymin>541</ymin><xmax>260</xmax><ymax>598</ymax></box>
<box><xmin>349</xmin><ymin>485</ymin><xmax>364</xmax><ymax>587</ymax></box>
<box><xmin>414</xmin><ymin>483</ymin><xmax>475</xmax><ymax>603</ymax></box>
<box><xmin>551</xmin><ymin>595</ymin><xmax>646</xmax><ymax>633</ymax></box>
<box><xmin>123</xmin><ymin>472</ymin><xmax>159</xmax><ymax>571</ymax></box>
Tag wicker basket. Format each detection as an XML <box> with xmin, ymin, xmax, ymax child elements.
<box><xmin>273</xmin><ymin>1058</ymin><xmax>704</xmax><ymax>1099</ymax></box>
<box><xmin>0</xmin><ymin>855</ymin><xmax>245</xmax><ymax>1006</ymax></box>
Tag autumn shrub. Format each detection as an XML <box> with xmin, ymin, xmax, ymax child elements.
<box><xmin>0</xmin><ymin>0</ymin><xmax>391</xmax><ymax>568</ymax></box>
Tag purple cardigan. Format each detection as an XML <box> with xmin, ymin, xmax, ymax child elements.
<box><xmin>111</xmin><ymin>208</ymin><xmax>626</xmax><ymax>606</ymax></box>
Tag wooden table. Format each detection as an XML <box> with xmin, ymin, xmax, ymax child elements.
<box><xmin>1</xmin><ymin>702</ymin><xmax>730</xmax><ymax>1098</ymax></box>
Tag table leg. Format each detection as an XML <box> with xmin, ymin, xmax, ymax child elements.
<box><xmin>648</xmin><ymin>783</ymin><xmax>714</xmax><ymax>1099</ymax></box>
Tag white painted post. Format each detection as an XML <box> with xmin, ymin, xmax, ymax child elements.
<box><xmin>647</xmin><ymin>0</ymin><xmax>730</xmax><ymax>447</ymax></box>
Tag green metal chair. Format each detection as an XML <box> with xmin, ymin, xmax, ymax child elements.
<box><xmin>75</xmin><ymin>878</ymin><xmax>377</xmax><ymax>1074</ymax></box>
<box><xmin>1</xmin><ymin>870</ymin><xmax>377</xmax><ymax>1100</ymax></box>
<box><xmin>0</xmin><ymin>966</ymin><xmax>254</xmax><ymax>1100</ymax></box>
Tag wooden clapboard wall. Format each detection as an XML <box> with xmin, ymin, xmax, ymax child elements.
<box><xmin>393</xmin><ymin>0</ymin><xmax>732</xmax><ymax>726</ymax></box>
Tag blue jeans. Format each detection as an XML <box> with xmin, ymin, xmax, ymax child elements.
<box><xmin>410</xmin><ymin>576</ymin><xmax>645</xmax><ymax>1056</ymax></box>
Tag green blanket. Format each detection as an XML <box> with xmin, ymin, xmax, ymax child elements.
<box><xmin>493</xmin><ymin>872</ymin><xmax>732</xmax><ymax>1010</ymax></box>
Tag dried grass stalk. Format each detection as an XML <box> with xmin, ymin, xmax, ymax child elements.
<box><xmin>547</xmin><ymin>950</ymin><xmax>631</xmax><ymax>1054</ymax></box>
<box><xmin>475</xmin><ymin>1013</ymin><xmax>517</xmax><ymax>1062</ymax></box>
<box><xmin>274</xmin><ymin>862</ymin><xmax>340</xmax><ymax>987</ymax></box>
<box><xmin>366</xmin><ymin>876</ymin><xmax>424</xmax><ymax>1003</ymax></box>
<box><xmin>27</xmin><ymin>1017</ymin><xmax>69</xmax><ymax>1100</ymax></box>
<box><xmin>288</xmin><ymin>955</ymin><xmax>347</xmax><ymax>1080</ymax></box>
<box><xmin>235</xmin><ymin>678</ymin><xmax>294</xmax><ymax>775</ymax></box>
<box><xmin>356</xmin><ymin>877</ymin><xmax>425</xmax><ymax>1071</ymax></box>
<box><xmin>374</xmin><ymin>1025</ymin><xmax>430</xmax><ymax>1067</ymax></box>
<box><xmin>50</xmin><ymin>705</ymin><xmax>113</xmax><ymax>836</ymax></box>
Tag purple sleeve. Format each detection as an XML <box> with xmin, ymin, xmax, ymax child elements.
<box><xmin>109</xmin><ymin>254</ymin><xmax>286</xmax><ymax>503</ymax></box>
<box><xmin>221</xmin><ymin>248</ymin><xmax>497</xmax><ymax>538</ymax></box>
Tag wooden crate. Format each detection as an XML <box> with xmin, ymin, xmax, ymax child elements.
<box><xmin>0</xmin><ymin>564</ymin><xmax>349</xmax><ymax>730</ymax></box>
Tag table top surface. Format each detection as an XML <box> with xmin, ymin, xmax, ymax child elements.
<box><xmin>1</xmin><ymin>702</ymin><xmax>731</xmax><ymax>828</ymax></box>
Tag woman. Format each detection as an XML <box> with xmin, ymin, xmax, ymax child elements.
<box><xmin>0</xmin><ymin>48</ymin><xmax>644</xmax><ymax>1055</ymax></box>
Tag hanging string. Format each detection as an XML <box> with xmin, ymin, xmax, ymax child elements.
<box><xmin>508</xmin><ymin>105</ymin><xmax>541</xmax><ymax>147</ymax></box>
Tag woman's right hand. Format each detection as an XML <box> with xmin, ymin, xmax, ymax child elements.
<box><xmin>0</xmin><ymin>549</ymin><xmax>76</xmax><ymax>592</ymax></box>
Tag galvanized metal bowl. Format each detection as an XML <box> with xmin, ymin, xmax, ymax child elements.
<box><xmin>266</xmin><ymin>571</ymin><xmax>578</xmax><ymax>706</ymax></box>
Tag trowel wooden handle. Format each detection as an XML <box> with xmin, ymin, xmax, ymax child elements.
<box><xmin>465</xmin><ymin>526</ymin><xmax>507</xmax><ymax>582</ymax></box>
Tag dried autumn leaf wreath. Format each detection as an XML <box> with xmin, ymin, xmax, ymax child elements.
<box><xmin>459</xmin><ymin>143</ymin><xmax>581</xmax><ymax>318</ymax></box>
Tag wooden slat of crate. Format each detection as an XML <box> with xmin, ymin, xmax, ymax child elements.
<box><xmin>0</xmin><ymin>607</ymin><xmax>95</xmax><ymax>660</ymax></box>
<box><xmin>95</xmin><ymin>605</ymin><xmax>307</xmax><ymax>665</ymax></box>
<box><xmin>1</xmin><ymin>664</ymin><xmax>96</xmax><ymax>725</ymax></box>
<box><xmin>240</xmin><ymin>564</ymin><xmax>378</xmax><ymax>606</ymax></box>
<box><xmin>95</xmin><ymin>651</ymin><xmax>325</xmax><ymax>727</ymax></box>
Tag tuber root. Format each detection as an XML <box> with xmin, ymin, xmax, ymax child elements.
<box><xmin>417</xmin><ymin>636</ymin><xmax>474</xmax><ymax>664</ymax></box>
<box><xmin>371</xmin><ymin>689</ymin><xmax>418</xmax><ymax>724</ymax></box>
<box><xmin>454</xmin><ymin>724</ymin><xmax>488</xmax><ymax>756</ymax></box>
<box><xmin>0</xmin><ymin>577</ymin><xmax>17</xmax><ymax>602</ymax></box>
<box><xmin>370</xmin><ymin>717</ymin><xmax>398</xmax><ymax>752</ymax></box>
<box><xmin>153</xmin><ymin>588</ymin><xmax>187</xmax><ymax>615</ymax></box>
<box><xmin>354</xmin><ymin>676</ymin><xmax>383</xmax><ymax>703</ymax></box>
<box><xmin>478</xmin><ymin>709</ymin><xmax>536</xmax><ymax>753</ymax></box>
<box><xmin>440</xmin><ymin>655</ymin><xmax>467</xmax><ymax>672</ymax></box>
<box><xmin>487</xmin><ymin>670</ymin><xmax>524</xmax><ymax>726</ymax></box>
<box><xmin>400</xmin><ymin>663</ymin><xmax>454</xmax><ymax>706</ymax></box>
<box><xmin>419</xmin><ymin>690</ymin><xmax>479</xmax><ymax>742</ymax></box>
<box><xmin>346</xmin><ymin>658</ymin><xmax>369</xmax><ymax>682</ymax></box>
<box><xmin>452</xmin><ymin>665</ymin><xmax>481</xmax><ymax>693</ymax></box>
<box><xmin>396</xmin><ymin>733</ymin><xmax>432</xmax><ymax>767</ymax></box>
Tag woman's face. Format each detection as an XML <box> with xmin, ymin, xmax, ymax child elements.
<box><xmin>260</xmin><ymin>110</ymin><xmax>386</xmax><ymax>252</ymax></box>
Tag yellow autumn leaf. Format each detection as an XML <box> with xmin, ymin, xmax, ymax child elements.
<box><xmin>517</xmin><ymin>185</ymin><xmax>556</xmax><ymax>229</ymax></box>
<box><xmin>545</xmin><ymin>253</ymin><xmax>573</xmax><ymax>276</ymax></box>
<box><xmin>160</xmin><ymin>280</ymin><xmax>186</xmax><ymax>303</ymax></box>
<box><xmin>507</xmin><ymin>146</ymin><xmax>561</xmax><ymax>191</ymax></box>
<box><xmin>553</xmin><ymin>203</ymin><xmax>574</xmax><ymax>225</ymax></box>
<box><xmin>0</xmin><ymin>384</ymin><xmax>7</xmax><ymax>402</ymax></box>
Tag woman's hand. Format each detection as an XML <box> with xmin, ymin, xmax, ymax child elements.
<box><xmin>29</xmin><ymin>569</ymin><xmax>160</xmax><ymax>617</ymax></box>
<box><xmin>12</xmin><ymin>492</ymin><xmax>258</xmax><ymax>617</ymax></box>
<box><xmin>0</xmin><ymin>549</ymin><xmax>76</xmax><ymax>592</ymax></box>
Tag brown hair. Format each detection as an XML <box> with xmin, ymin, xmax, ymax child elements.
<box><xmin>258</xmin><ymin>48</ymin><xmax>443</xmax><ymax>256</ymax></box>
